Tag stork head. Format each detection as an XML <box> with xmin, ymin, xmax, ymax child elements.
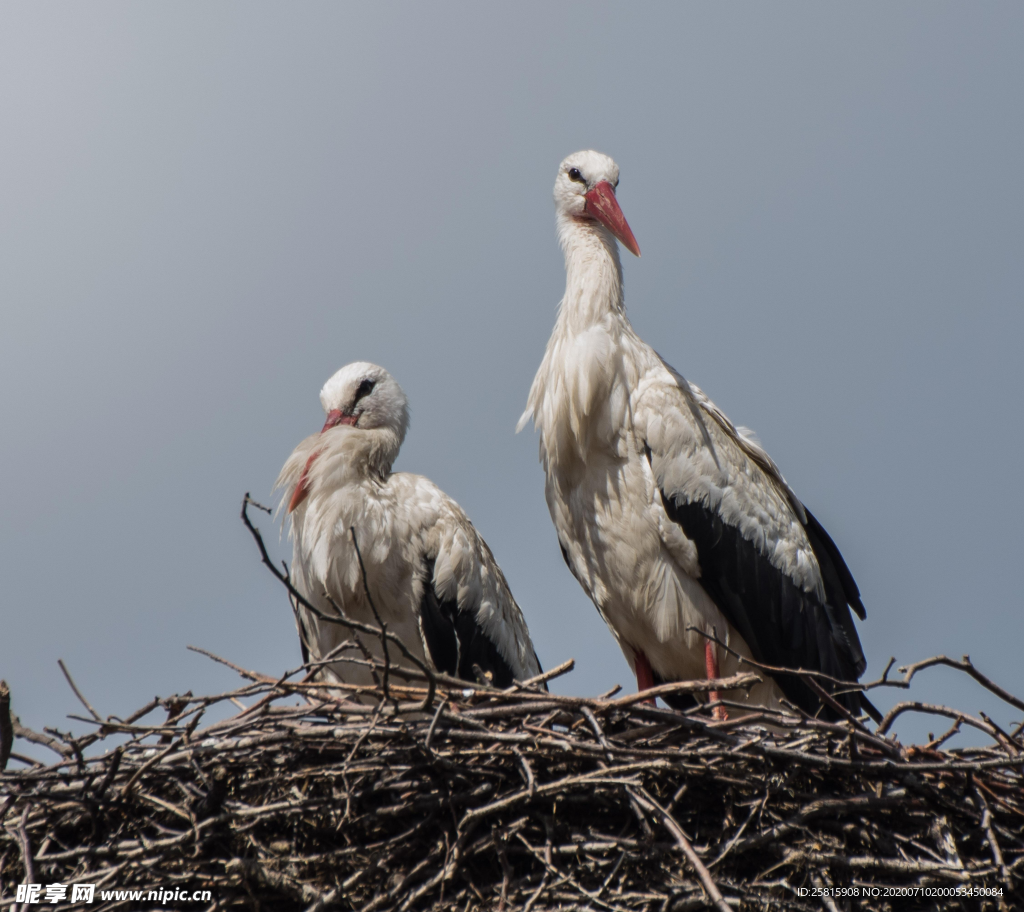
<box><xmin>288</xmin><ymin>362</ymin><xmax>409</xmax><ymax>512</ymax></box>
<box><xmin>318</xmin><ymin>361</ymin><xmax>409</xmax><ymax>442</ymax></box>
<box><xmin>554</xmin><ymin>150</ymin><xmax>640</xmax><ymax>257</ymax></box>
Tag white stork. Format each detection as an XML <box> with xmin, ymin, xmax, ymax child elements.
<box><xmin>278</xmin><ymin>361</ymin><xmax>543</xmax><ymax>690</ymax></box>
<box><xmin>519</xmin><ymin>151</ymin><xmax>873</xmax><ymax>720</ymax></box>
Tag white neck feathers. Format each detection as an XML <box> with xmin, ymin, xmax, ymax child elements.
<box><xmin>556</xmin><ymin>213</ymin><xmax>625</xmax><ymax>332</ymax></box>
<box><xmin>278</xmin><ymin>425</ymin><xmax>401</xmax><ymax>509</ymax></box>
<box><xmin>324</xmin><ymin>427</ymin><xmax>401</xmax><ymax>482</ymax></box>
<box><xmin>518</xmin><ymin>214</ymin><xmax>635</xmax><ymax>455</ymax></box>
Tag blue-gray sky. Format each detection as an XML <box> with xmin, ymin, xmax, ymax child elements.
<box><xmin>2</xmin><ymin>3</ymin><xmax>1022</xmax><ymax>749</ymax></box>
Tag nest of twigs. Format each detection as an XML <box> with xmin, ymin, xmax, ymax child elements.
<box><xmin>1</xmin><ymin>499</ymin><xmax>1022</xmax><ymax>911</ymax></box>
<box><xmin>2</xmin><ymin>650</ymin><xmax>1023</xmax><ymax>912</ymax></box>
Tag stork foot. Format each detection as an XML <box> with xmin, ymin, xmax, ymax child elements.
<box><xmin>705</xmin><ymin>640</ymin><xmax>728</xmax><ymax>721</ymax></box>
<box><xmin>634</xmin><ymin>649</ymin><xmax>656</xmax><ymax>706</ymax></box>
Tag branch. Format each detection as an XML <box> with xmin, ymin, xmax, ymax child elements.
<box><xmin>899</xmin><ymin>655</ymin><xmax>1024</xmax><ymax>715</ymax></box>
<box><xmin>57</xmin><ymin>659</ymin><xmax>103</xmax><ymax>722</ymax></box>
<box><xmin>629</xmin><ymin>786</ymin><xmax>735</xmax><ymax>912</ymax></box>
<box><xmin>188</xmin><ymin>646</ymin><xmax>279</xmax><ymax>684</ymax></box>
<box><xmin>686</xmin><ymin>625</ymin><xmax>869</xmax><ymax>692</ymax></box>
<box><xmin>608</xmin><ymin>673</ymin><xmax>760</xmax><ymax>708</ymax></box>
<box><xmin>509</xmin><ymin>659</ymin><xmax>574</xmax><ymax>692</ymax></box>
<box><xmin>16</xmin><ymin>805</ymin><xmax>36</xmax><ymax>886</ymax></box>
<box><xmin>878</xmin><ymin>701</ymin><xmax>1018</xmax><ymax>756</ymax></box>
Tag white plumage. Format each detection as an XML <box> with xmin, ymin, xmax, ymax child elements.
<box><xmin>520</xmin><ymin>151</ymin><xmax>870</xmax><ymax>718</ymax></box>
<box><xmin>279</xmin><ymin>362</ymin><xmax>542</xmax><ymax>690</ymax></box>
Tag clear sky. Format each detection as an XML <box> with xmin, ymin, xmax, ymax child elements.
<box><xmin>2</xmin><ymin>3</ymin><xmax>1021</xmax><ymax>749</ymax></box>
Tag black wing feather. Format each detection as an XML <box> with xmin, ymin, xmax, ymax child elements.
<box><xmin>293</xmin><ymin>597</ymin><xmax>312</xmax><ymax>667</ymax></box>
<box><xmin>660</xmin><ymin>493</ymin><xmax>868</xmax><ymax>719</ymax></box>
<box><xmin>803</xmin><ymin>507</ymin><xmax>867</xmax><ymax>623</ymax></box>
<box><xmin>418</xmin><ymin>558</ymin><xmax>517</xmax><ymax>688</ymax></box>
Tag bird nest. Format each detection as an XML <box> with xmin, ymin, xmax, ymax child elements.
<box><xmin>1</xmin><ymin>502</ymin><xmax>1022</xmax><ymax>911</ymax></box>
<box><xmin>2</xmin><ymin>650</ymin><xmax>1023</xmax><ymax>912</ymax></box>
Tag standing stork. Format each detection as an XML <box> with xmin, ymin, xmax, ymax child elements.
<box><xmin>519</xmin><ymin>151</ymin><xmax>874</xmax><ymax>720</ymax></box>
<box><xmin>278</xmin><ymin>362</ymin><xmax>543</xmax><ymax>690</ymax></box>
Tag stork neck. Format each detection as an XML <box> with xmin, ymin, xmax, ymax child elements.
<box><xmin>360</xmin><ymin>427</ymin><xmax>401</xmax><ymax>479</ymax></box>
<box><xmin>557</xmin><ymin>214</ymin><xmax>625</xmax><ymax>332</ymax></box>
<box><xmin>320</xmin><ymin>426</ymin><xmax>401</xmax><ymax>485</ymax></box>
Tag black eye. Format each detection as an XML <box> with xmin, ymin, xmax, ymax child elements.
<box><xmin>567</xmin><ymin>167</ymin><xmax>585</xmax><ymax>184</ymax></box>
<box><xmin>353</xmin><ymin>378</ymin><xmax>376</xmax><ymax>405</ymax></box>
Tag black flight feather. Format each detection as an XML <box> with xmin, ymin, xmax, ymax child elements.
<box><xmin>802</xmin><ymin>507</ymin><xmax>867</xmax><ymax>621</ymax></box>
<box><xmin>418</xmin><ymin>558</ymin><xmax>517</xmax><ymax>688</ymax></box>
<box><xmin>660</xmin><ymin>493</ymin><xmax>868</xmax><ymax>719</ymax></box>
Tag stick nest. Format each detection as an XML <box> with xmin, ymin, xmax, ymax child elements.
<box><xmin>2</xmin><ymin>662</ymin><xmax>1023</xmax><ymax>912</ymax></box>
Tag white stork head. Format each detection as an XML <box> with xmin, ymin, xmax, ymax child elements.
<box><xmin>287</xmin><ymin>362</ymin><xmax>409</xmax><ymax>512</ymax></box>
<box><xmin>554</xmin><ymin>150</ymin><xmax>640</xmax><ymax>257</ymax></box>
<box><xmin>318</xmin><ymin>361</ymin><xmax>409</xmax><ymax>442</ymax></box>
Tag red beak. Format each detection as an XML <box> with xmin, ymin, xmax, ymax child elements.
<box><xmin>584</xmin><ymin>181</ymin><xmax>640</xmax><ymax>257</ymax></box>
<box><xmin>320</xmin><ymin>409</ymin><xmax>356</xmax><ymax>434</ymax></box>
<box><xmin>287</xmin><ymin>409</ymin><xmax>358</xmax><ymax>513</ymax></box>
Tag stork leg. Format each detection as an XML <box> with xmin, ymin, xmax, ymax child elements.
<box><xmin>705</xmin><ymin>641</ymin><xmax>728</xmax><ymax>721</ymax></box>
<box><xmin>634</xmin><ymin>649</ymin><xmax>656</xmax><ymax>706</ymax></box>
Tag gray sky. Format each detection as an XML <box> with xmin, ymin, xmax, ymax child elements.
<box><xmin>2</xmin><ymin>3</ymin><xmax>1022</xmax><ymax>749</ymax></box>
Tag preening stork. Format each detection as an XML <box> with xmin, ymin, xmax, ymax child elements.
<box><xmin>279</xmin><ymin>362</ymin><xmax>543</xmax><ymax>690</ymax></box>
<box><xmin>519</xmin><ymin>151</ymin><xmax>874</xmax><ymax>720</ymax></box>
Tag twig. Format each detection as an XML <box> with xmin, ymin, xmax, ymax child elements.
<box><xmin>521</xmin><ymin>873</ymin><xmax>549</xmax><ymax>912</ymax></box>
<box><xmin>120</xmin><ymin>739</ymin><xmax>181</xmax><ymax>797</ymax></box>
<box><xmin>512</xmin><ymin>659</ymin><xmax>574</xmax><ymax>690</ymax></box>
<box><xmin>926</xmin><ymin>718</ymin><xmax>963</xmax><ymax>751</ymax></box>
<box><xmin>57</xmin><ymin>659</ymin><xmax>103</xmax><ymax>722</ymax></box>
<box><xmin>11</xmin><ymin>720</ymin><xmax>70</xmax><ymax>758</ymax></box>
<box><xmin>188</xmin><ymin>646</ymin><xmax>278</xmax><ymax>684</ymax></box>
<box><xmin>974</xmin><ymin>786</ymin><xmax>1013</xmax><ymax>893</ymax></box>
<box><xmin>629</xmin><ymin>786</ymin><xmax>734</xmax><ymax>912</ymax></box>
<box><xmin>424</xmin><ymin>697</ymin><xmax>448</xmax><ymax>750</ymax></box>
<box><xmin>16</xmin><ymin>804</ymin><xmax>36</xmax><ymax>886</ymax></box>
<box><xmin>900</xmin><ymin>655</ymin><xmax>1024</xmax><ymax>714</ymax></box>
<box><xmin>810</xmin><ymin>873</ymin><xmax>841</xmax><ymax>912</ymax></box>
<box><xmin>686</xmin><ymin>625</ymin><xmax>868</xmax><ymax>692</ymax></box>
<box><xmin>878</xmin><ymin>701</ymin><xmax>1015</xmax><ymax>753</ymax></box>
<box><xmin>607</xmin><ymin>673</ymin><xmax>761</xmax><ymax>708</ymax></box>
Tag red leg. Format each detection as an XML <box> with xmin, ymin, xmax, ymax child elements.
<box><xmin>634</xmin><ymin>649</ymin><xmax>656</xmax><ymax>705</ymax></box>
<box><xmin>705</xmin><ymin>640</ymin><xmax>727</xmax><ymax>720</ymax></box>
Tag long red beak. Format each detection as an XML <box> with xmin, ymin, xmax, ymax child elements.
<box><xmin>584</xmin><ymin>181</ymin><xmax>640</xmax><ymax>257</ymax></box>
<box><xmin>287</xmin><ymin>409</ymin><xmax>357</xmax><ymax>513</ymax></box>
